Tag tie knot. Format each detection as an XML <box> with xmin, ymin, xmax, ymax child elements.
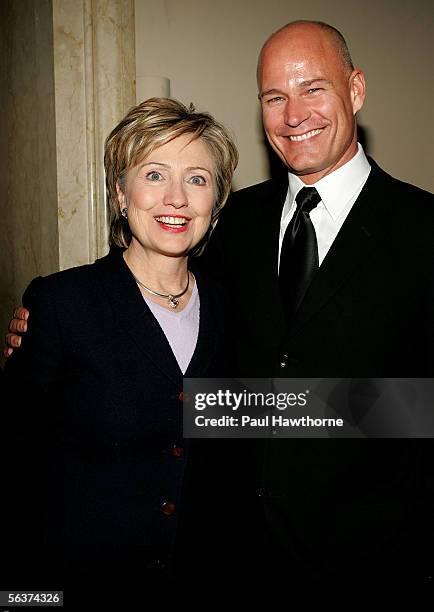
<box><xmin>295</xmin><ymin>187</ymin><xmax>321</xmax><ymax>214</ymax></box>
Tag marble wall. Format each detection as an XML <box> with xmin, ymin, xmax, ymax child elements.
<box><xmin>0</xmin><ymin>0</ymin><xmax>58</xmax><ymax>356</ymax></box>
<box><xmin>0</xmin><ymin>0</ymin><xmax>136</xmax><ymax>361</ymax></box>
<box><xmin>53</xmin><ymin>0</ymin><xmax>136</xmax><ymax>269</ymax></box>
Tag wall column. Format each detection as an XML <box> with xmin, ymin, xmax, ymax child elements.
<box><xmin>0</xmin><ymin>0</ymin><xmax>136</xmax><ymax>358</ymax></box>
<box><xmin>53</xmin><ymin>0</ymin><xmax>136</xmax><ymax>269</ymax></box>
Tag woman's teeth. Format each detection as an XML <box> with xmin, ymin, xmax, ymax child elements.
<box><xmin>155</xmin><ymin>216</ymin><xmax>188</xmax><ymax>226</ymax></box>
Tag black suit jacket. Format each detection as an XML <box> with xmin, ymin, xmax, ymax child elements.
<box><xmin>1</xmin><ymin>248</ymin><xmax>231</xmax><ymax>583</ymax></box>
<box><xmin>203</xmin><ymin>159</ymin><xmax>434</xmax><ymax>582</ymax></box>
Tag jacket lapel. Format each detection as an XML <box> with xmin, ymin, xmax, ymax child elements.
<box><xmin>96</xmin><ymin>249</ymin><xmax>220</xmax><ymax>382</ymax></box>
<box><xmin>286</xmin><ymin>160</ymin><xmax>385</xmax><ymax>339</ymax></box>
<box><xmin>184</xmin><ymin>263</ymin><xmax>218</xmax><ymax>378</ymax></box>
<box><xmin>251</xmin><ymin>178</ymin><xmax>289</xmax><ymax>344</ymax></box>
<box><xmin>96</xmin><ymin>249</ymin><xmax>182</xmax><ymax>385</ymax></box>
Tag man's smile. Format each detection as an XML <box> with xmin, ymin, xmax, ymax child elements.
<box><xmin>287</xmin><ymin>128</ymin><xmax>324</xmax><ymax>142</ymax></box>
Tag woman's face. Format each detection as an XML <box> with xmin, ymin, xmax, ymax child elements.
<box><xmin>118</xmin><ymin>134</ymin><xmax>216</xmax><ymax>258</ymax></box>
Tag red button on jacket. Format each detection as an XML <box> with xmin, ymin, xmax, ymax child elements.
<box><xmin>171</xmin><ymin>445</ymin><xmax>184</xmax><ymax>458</ymax></box>
<box><xmin>161</xmin><ymin>502</ymin><xmax>176</xmax><ymax>516</ymax></box>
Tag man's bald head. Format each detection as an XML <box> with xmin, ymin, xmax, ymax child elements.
<box><xmin>257</xmin><ymin>21</ymin><xmax>354</xmax><ymax>85</ymax></box>
<box><xmin>257</xmin><ymin>20</ymin><xmax>365</xmax><ymax>183</ymax></box>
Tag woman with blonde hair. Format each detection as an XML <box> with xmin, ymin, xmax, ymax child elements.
<box><xmin>2</xmin><ymin>98</ymin><xmax>238</xmax><ymax>588</ymax></box>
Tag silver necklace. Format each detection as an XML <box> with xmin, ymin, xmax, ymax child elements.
<box><xmin>132</xmin><ymin>271</ymin><xmax>190</xmax><ymax>309</ymax></box>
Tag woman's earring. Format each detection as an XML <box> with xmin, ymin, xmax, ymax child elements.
<box><xmin>121</xmin><ymin>207</ymin><xmax>128</xmax><ymax>219</ymax></box>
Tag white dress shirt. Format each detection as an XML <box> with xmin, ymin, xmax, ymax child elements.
<box><xmin>279</xmin><ymin>144</ymin><xmax>371</xmax><ymax>270</ymax></box>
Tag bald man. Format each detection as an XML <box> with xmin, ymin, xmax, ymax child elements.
<box><xmin>5</xmin><ymin>20</ymin><xmax>434</xmax><ymax>584</ymax></box>
<box><xmin>203</xmin><ymin>20</ymin><xmax>434</xmax><ymax>583</ymax></box>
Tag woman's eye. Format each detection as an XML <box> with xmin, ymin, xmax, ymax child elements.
<box><xmin>189</xmin><ymin>175</ymin><xmax>206</xmax><ymax>185</ymax></box>
<box><xmin>146</xmin><ymin>171</ymin><xmax>163</xmax><ymax>181</ymax></box>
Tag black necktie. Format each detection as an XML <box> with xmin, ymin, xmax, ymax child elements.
<box><xmin>279</xmin><ymin>186</ymin><xmax>321</xmax><ymax>317</ymax></box>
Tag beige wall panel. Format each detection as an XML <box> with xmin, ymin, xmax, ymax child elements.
<box><xmin>53</xmin><ymin>0</ymin><xmax>136</xmax><ymax>269</ymax></box>
<box><xmin>135</xmin><ymin>0</ymin><xmax>434</xmax><ymax>193</ymax></box>
<box><xmin>0</xmin><ymin>0</ymin><xmax>58</xmax><ymax>354</ymax></box>
<box><xmin>0</xmin><ymin>0</ymin><xmax>136</xmax><ymax>363</ymax></box>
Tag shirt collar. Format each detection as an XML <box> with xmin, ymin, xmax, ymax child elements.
<box><xmin>286</xmin><ymin>144</ymin><xmax>371</xmax><ymax>221</ymax></box>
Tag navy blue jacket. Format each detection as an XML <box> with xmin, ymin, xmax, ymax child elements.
<box><xmin>2</xmin><ymin>248</ymin><xmax>231</xmax><ymax>582</ymax></box>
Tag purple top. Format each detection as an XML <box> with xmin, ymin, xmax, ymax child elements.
<box><xmin>143</xmin><ymin>281</ymin><xmax>200</xmax><ymax>374</ymax></box>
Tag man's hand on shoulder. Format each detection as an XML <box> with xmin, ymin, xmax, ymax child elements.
<box><xmin>3</xmin><ymin>307</ymin><xmax>28</xmax><ymax>358</ymax></box>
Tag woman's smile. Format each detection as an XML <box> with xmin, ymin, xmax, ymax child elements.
<box><xmin>154</xmin><ymin>214</ymin><xmax>192</xmax><ymax>232</ymax></box>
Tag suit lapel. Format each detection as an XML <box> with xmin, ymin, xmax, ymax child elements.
<box><xmin>96</xmin><ymin>250</ymin><xmax>182</xmax><ymax>385</ymax></box>
<box><xmin>251</xmin><ymin>178</ymin><xmax>289</xmax><ymax>342</ymax></box>
<box><xmin>96</xmin><ymin>249</ymin><xmax>220</xmax><ymax>383</ymax></box>
<box><xmin>286</xmin><ymin>161</ymin><xmax>386</xmax><ymax>339</ymax></box>
<box><xmin>184</xmin><ymin>263</ymin><xmax>218</xmax><ymax>378</ymax></box>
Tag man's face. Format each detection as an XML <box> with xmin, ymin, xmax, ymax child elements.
<box><xmin>258</xmin><ymin>25</ymin><xmax>365</xmax><ymax>184</ymax></box>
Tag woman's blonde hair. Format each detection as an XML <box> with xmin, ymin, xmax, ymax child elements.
<box><xmin>104</xmin><ymin>97</ymin><xmax>238</xmax><ymax>253</ymax></box>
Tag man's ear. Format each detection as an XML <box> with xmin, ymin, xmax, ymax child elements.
<box><xmin>350</xmin><ymin>69</ymin><xmax>366</xmax><ymax>114</ymax></box>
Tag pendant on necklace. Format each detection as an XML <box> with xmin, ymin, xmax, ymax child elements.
<box><xmin>168</xmin><ymin>296</ymin><xmax>179</xmax><ymax>308</ymax></box>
